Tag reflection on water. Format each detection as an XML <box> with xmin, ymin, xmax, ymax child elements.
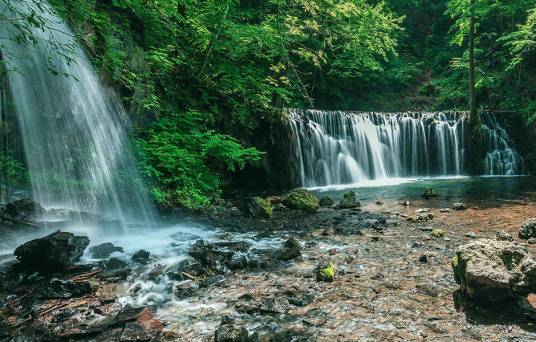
<box><xmin>315</xmin><ymin>176</ymin><xmax>536</xmax><ymax>207</ymax></box>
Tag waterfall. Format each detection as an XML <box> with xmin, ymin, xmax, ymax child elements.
<box><xmin>289</xmin><ymin>109</ymin><xmax>524</xmax><ymax>187</ymax></box>
<box><xmin>0</xmin><ymin>1</ymin><xmax>155</xmax><ymax>226</ymax></box>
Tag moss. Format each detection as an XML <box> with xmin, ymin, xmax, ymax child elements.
<box><xmin>317</xmin><ymin>263</ymin><xmax>335</xmax><ymax>282</ymax></box>
<box><xmin>422</xmin><ymin>187</ymin><xmax>437</xmax><ymax>199</ymax></box>
<box><xmin>319</xmin><ymin>196</ymin><xmax>334</xmax><ymax>207</ymax></box>
<box><xmin>283</xmin><ymin>188</ymin><xmax>319</xmax><ymax>213</ymax></box>
<box><xmin>253</xmin><ymin>197</ymin><xmax>273</xmax><ymax>218</ymax></box>
<box><xmin>431</xmin><ymin>229</ymin><xmax>444</xmax><ymax>238</ymax></box>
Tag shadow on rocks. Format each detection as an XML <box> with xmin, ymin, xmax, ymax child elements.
<box><xmin>453</xmin><ymin>290</ymin><xmax>536</xmax><ymax>333</ymax></box>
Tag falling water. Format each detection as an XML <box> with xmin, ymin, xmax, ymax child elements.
<box><xmin>0</xmin><ymin>1</ymin><xmax>155</xmax><ymax>227</ymax></box>
<box><xmin>289</xmin><ymin>109</ymin><xmax>524</xmax><ymax>187</ymax></box>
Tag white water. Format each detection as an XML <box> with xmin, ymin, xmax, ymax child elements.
<box><xmin>0</xmin><ymin>1</ymin><xmax>155</xmax><ymax>227</ymax></box>
<box><xmin>289</xmin><ymin>109</ymin><xmax>524</xmax><ymax>187</ymax></box>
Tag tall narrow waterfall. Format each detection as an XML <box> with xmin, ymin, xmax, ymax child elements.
<box><xmin>0</xmin><ymin>2</ymin><xmax>155</xmax><ymax>226</ymax></box>
<box><xmin>289</xmin><ymin>109</ymin><xmax>524</xmax><ymax>187</ymax></box>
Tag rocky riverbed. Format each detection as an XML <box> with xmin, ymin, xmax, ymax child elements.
<box><xmin>2</xmin><ymin>189</ymin><xmax>536</xmax><ymax>341</ymax></box>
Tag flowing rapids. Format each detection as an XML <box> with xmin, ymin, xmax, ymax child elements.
<box><xmin>289</xmin><ymin>109</ymin><xmax>525</xmax><ymax>187</ymax></box>
<box><xmin>0</xmin><ymin>1</ymin><xmax>155</xmax><ymax>227</ymax></box>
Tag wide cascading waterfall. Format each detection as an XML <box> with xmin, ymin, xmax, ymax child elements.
<box><xmin>289</xmin><ymin>109</ymin><xmax>524</xmax><ymax>187</ymax></box>
<box><xmin>0</xmin><ymin>1</ymin><xmax>155</xmax><ymax>227</ymax></box>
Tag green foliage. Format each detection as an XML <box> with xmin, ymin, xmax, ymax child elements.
<box><xmin>0</xmin><ymin>155</ymin><xmax>27</xmax><ymax>187</ymax></box>
<box><xmin>135</xmin><ymin>111</ymin><xmax>262</xmax><ymax>208</ymax></box>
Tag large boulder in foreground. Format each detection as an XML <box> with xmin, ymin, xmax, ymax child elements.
<box><xmin>14</xmin><ymin>230</ymin><xmax>90</xmax><ymax>272</ymax></box>
<box><xmin>282</xmin><ymin>189</ymin><xmax>319</xmax><ymax>213</ymax></box>
<box><xmin>519</xmin><ymin>218</ymin><xmax>536</xmax><ymax>240</ymax></box>
<box><xmin>452</xmin><ymin>238</ymin><xmax>536</xmax><ymax>302</ymax></box>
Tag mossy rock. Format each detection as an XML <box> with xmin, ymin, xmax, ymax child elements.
<box><xmin>337</xmin><ymin>191</ymin><xmax>360</xmax><ymax>209</ymax></box>
<box><xmin>282</xmin><ymin>189</ymin><xmax>319</xmax><ymax>213</ymax></box>
<box><xmin>244</xmin><ymin>197</ymin><xmax>273</xmax><ymax>218</ymax></box>
<box><xmin>319</xmin><ymin>196</ymin><xmax>334</xmax><ymax>207</ymax></box>
<box><xmin>422</xmin><ymin>187</ymin><xmax>437</xmax><ymax>199</ymax></box>
<box><xmin>315</xmin><ymin>262</ymin><xmax>335</xmax><ymax>282</ymax></box>
<box><xmin>431</xmin><ymin>229</ymin><xmax>444</xmax><ymax>238</ymax></box>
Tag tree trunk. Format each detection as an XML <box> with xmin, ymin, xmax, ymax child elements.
<box><xmin>469</xmin><ymin>0</ymin><xmax>477</xmax><ymax>123</ymax></box>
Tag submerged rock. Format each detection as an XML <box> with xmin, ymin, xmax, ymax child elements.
<box><xmin>452</xmin><ymin>238</ymin><xmax>536</xmax><ymax>302</ymax></box>
<box><xmin>422</xmin><ymin>188</ymin><xmax>437</xmax><ymax>199</ymax></box>
<box><xmin>14</xmin><ymin>230</ymin><xmax>89</xmax><ymax>272</ymax></box>
<box><xmin>519</xmin><ymin>218</ymin><xmax>536</xmax><ymax>240</ymax></box>
<box><xmin>282</xmin><ymin>188</ymin><xmax>319</xmax><ymax>213</ymax></box>
<box><xmin>319</xmin><ymin>196</ymin><xmax>335</xmax><ymax>208</ymax></box>
<box><xmin>89</xmin><ymin>243</ymin><xmax>124</xmax><ymax>259</ymax></box>
<box><xmin>244</xmin><ymin>197</ymin><xmax>273</xmax><ymax>219</ymax></box>
<box><xmin>337</xmin><ymin>191</ymin><xmax>360</xmax><ymax>209</ymax></box>
<box><xmin>278</xmin><ymin>237</ymin><xmax>302</xmax><ymax>261</ymax></box>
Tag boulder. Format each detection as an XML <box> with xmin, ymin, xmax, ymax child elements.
<box><xmin>452</xmin><ymin>238</ymin><xmax>536</xmax><ymax>302</ymax></box>
<box><xmin>319</xmin><ymin>196</ymin><xmax>334</xmax><ymax>208</ymax></box>
<box><xmin>337</xmin><ymin>191</ymin><xmax>360</xmax><ymax>209</ymax></box>
<box><xmin>132</xmin><ymin>249</ymin><xmax>150</xmax><ymax>263</ymax></box>
<box><xmin>496</xmin><ymin>230</ymin><xmax>514</xmax><ymax>241</ymax></box>
<box><xmin>452</xmin><ymin>203</ymin><xmax>467</xmax><ymax>211</ymax></box>
<box><xmin>89</xmin><ymin>243</ymin><xmax>123</xmax><ymax>259</ymax></box>
<box><xmin>282</xmin><ymin>189</ymin><xmax>319</xmax><ymax>213</ymax></box>
<box><xmin>14</xmin><ymin>230</ymin><xmax>89</xmax><ymax>272</ymax></box>
<box><xmin>188</xmin><ymin>240</ymin><xmax>252</xmax><ymax>272</ymax></box>
<box><xmin>422</xmin><ymin>188</ymin><xmax>437</xmax><ymax>199</ymax></box>
<box><xmin>4</xmin><ymin>198</ymin><xmax>45</xmax><ymax>220</ymax></box>
<box><xmin>519</xmin><ymin>218</ymin><xmax>536</xmax><ymax>240</ymax></box>
<box><xmin>278</xmin><ymin>237</ymin><xmax>302</xmax><ymax>261</ymax></box>
<box><xmin>431</xmin><ymin>229</ymin><xmax>444</xmax><ymax>238</ymax></box>
<box><xmin>244</xmin><ymin>197</ymin><xmax>273</xmax><ymax>219</ymax></box>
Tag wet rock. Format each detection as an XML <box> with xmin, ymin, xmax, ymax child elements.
<box><xmin>408</xmin><ymin>213</ymin><xmax>434</xmax><ymax>223</ymax></box>
<box><xmin>315</xmin><ymin>260</ymin><xmax>335</xmax><ymax>282</ymax></box>
<box><xmin>419</xmin><ymin>254</ymin><xmax>428</xmax><ymax>263</ymax></box>
<box><xmin>496</xmin><ymin>230</ymin><xmax>514</xmax><ymax>241</ymax></box>
<box><xmin>165</xmin><ymin>258</ymin><xmax>206</xmax><ymax>280</ymax></box>
<box><xmin>188</xmin><ymin>239</ymin><xmax>252</xmax><ymax>272</ymax></box>
<box><xmin>174</xmin><ymin>280</ymin><xmax>198</xmax><ymax>299</ymax></box>
<box><xmin>529</xmin><ymin>238</ymin><xmax>536</xmax><ymax>245</ymax></box>
<box><xmin>89</xmin><ymin>243</ymin><xmax>123</xmax><ymax>259</ymax></box>
<box><xmin>215</xmin><ymin>317</ymin><xmax>249</xmax><ymax>342</ymax></box>
<box><xmin>422</xmin><ymin>188</ymin><xmax>437</xmax><ymax>199</ymax></box>
<box><xmin>121</xmin><ymin>322</ymin><xmax>154</xmax><ymax>341</ymax></box>
<box><xmin>4</xmin><ymin>198</ymin><xmax>45</xmax><ymax>220</ymax></box>
<box><xmin>440</xmin><ymin>208</ymin><xmax>451</xmax><ymax>213</ymax></box>
<box><xmin>376</xmin><ymin>200</ymin><xmax>384</xmax><ymax>205</ymax></box>
<box><xmin>278</xmin><ymin>237</ymin><xmax>302</xmax><ymax>261</ymax></box>
<box><xmin>132</xmin><ymin>249</ymin><xmax>150</xmax><ymax>263</ymax></box>
<box><xmin>464</xmin><ymin>231</ymin><xmax>477</xmax><ymax>239</ymax></box>
<box><xmin>401</xmin><ymin>201</ymin><xmax>410</xmax><ymax>207</ymax></box>
<box><xmin>101</xmin><ymin>257</ymin><xmax>128</xmax><ymax>271</ymax></box>
<box><xmin>452</xmin><ymin>239</ymin><xmax>536</xmax><ymax>302</ymax></box>
<box><xmin>519</xmin><ymin>218</ymin><xmax>536</xmax><ymax>240</ymax></box>
<box><xmin>282</xmin><ymin>188</ymin><xmax>319</xmax><ymax>213</ymax></box>
<box><xmin>273</xmin><ymin>203</ymin><xmax>289</xmax><ymax>212</ymax></box>
<box><xmin>285</xmin><ymin>290</ymin><xmax>315</xmax><ymax>307</ymax></box>
<box><xmin>431</xmin><ymin>229</ymin><xmax>444</xmax><ymax>238</ymax></box>
<box><xmin>452</xmin><ymin>203</ymin><xmax>467</xmax><ymax>211</ymax></box>
<box><xmin>319</xmin><ymin>196</ymin><xmax>334</xmax><ymax>208</ymax></box>
<box><xmin>337</xmin><ymin>191</ymin><xmax>360</xmax><ymax>209</ymax></box>
<box><xmin>244</xmin><ymin>197</ymin><xmax>273</xmax><ymax>219</ymax></box>
<box><xmin>14</xmin><ymin>230</ymin><xmax>90</xmax><ymax>272</ymax></box>
<box><xmin>260</xmin><ymin>297</ymin><xmax>290</xmax><ymax>314</ymax></box>
<box><xmin>39</xmin><ymin>278</ymin><xmax>93</xmax><ymax>299</ymax></box>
